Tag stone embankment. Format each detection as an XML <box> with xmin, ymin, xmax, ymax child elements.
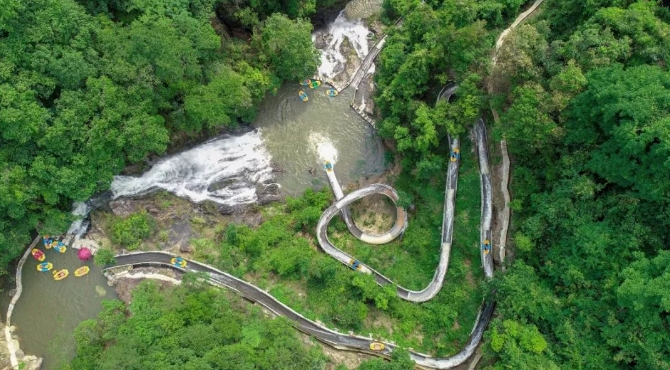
<box><xmin>3</xmin><ymin>236</ymin><xmax>43</xmax><ymax>370</ymax></box>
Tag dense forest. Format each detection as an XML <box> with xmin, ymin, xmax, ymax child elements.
<box><xmin>372</xmin><ymin>0</ymin><xmax>670</xmax><ymax>368</ymax></box>
<box><xmin>2</xmin><ymin>0</ymin><xmax>670</xmax><ymax>368</ymax></box>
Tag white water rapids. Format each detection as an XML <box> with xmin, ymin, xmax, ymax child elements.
<box><xmin>111</xmin><ymin>130</ymin><xmax>273</xmax><ymax>205</ymax></box>
<box><xmin>309</xmin><ymin>132</ymin><xmax>338</xmax><ymax>164</ymax></box>
<box><xmin>67</xmin><ymin>130</ymin><xmax>273</xmax><ymax>236</ymax></box>
<box><xmin>314</xmin><ymin>11</ymin><xmax>371</xmax><ymax>79</ymax></box>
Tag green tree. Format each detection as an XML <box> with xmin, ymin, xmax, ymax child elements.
<box><xmin>488</xmin><ymin>320</ymin><xmax>558</xmax><ymax>370</ymax></box>
<box><xmin>565</xmin><ymin>64</ymin><xmax>670</xmax><ymax>203</ymax></box>
<box><xmin>184</xmin><ymin>66</ymin><xmax>252</xmax><ymax>132</ymax></box>
<box><xmin>253</xmin><ymin>13</ymin><xmax>319</xmax><ymax>82</ymax></box>
<box><xmin>110</xmin><ymin>212</ymin><xmax>156</xmax><ymax>249</ymax></box>
<box><xmin>610</xmin><ymin>251</ymin><xmax>670</xmax><ymax>367</ymax></box>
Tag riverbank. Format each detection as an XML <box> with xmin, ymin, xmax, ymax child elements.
<box><xmin>1</xmin><ymin>236</ymin><xmax>44</xmax><ymax>370</ymax></box>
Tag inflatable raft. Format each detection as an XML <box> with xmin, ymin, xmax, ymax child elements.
<box><xmin>37</xmin><ymin>262</ymin><xmax>53</xmax><ymax>272</ymax></box>
<box><xmin>309</xmin><ymin>80</ymin><xmax>321</xmax><ymax>89</ymax></box>
<box><xmin>54</xmin><ymin>243</ymin><xmax>66</xmax><ymax>253</ymax></box>
<box><xmin>326</xmin><ymin>88</ymin><xmax>338</xmax><ymax>97</ymax></box>
<box><xmin>171</xmin><ymin>257</ymin><xmax>187</xmax><ymax>268</ymax></box>
<box><xmin>74</xmin><ymin>266</ymin><xmax>90</xmax><ymax>277</ymax></box>
<box><xmin>299</xmin><ymin>90</ymin><xmax>308</xmax><ymax>102</ymax></box>
<box><xmin>31</xmin><ymin>248</ymin><xmax>45</xmax><ymax>262</ymax></box>
<box><xmin>53</xmin><ymin>269</ymin><xmax>69</xmax><ymax>281</ymax></box>
<box><xmin>482</xmin><ymin>239</ymin><xmax>491</xmax><ymax>255</ymax></box>
<box><xmin>300</xmin><ymin>79</ymin><xmax>311</xmax><ymax>86</ymax></box>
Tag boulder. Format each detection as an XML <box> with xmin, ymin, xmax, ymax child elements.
<box><xmin>314</xmin><ymin>31</ymin><xmax>332</xmax><ymax>49</ymax></box>
<box><xmin>233</xmin><ymin>212</ymin><xmax>263</xmax><ymax>228</ymax></box>
<box><xmin>344</xmin><ymin>0</ymin><xmax>383</xmax><ymax>20</ymax></box>
<box><xmin>166</xmin><ymin>220</ymin><xmax>192</xmax><ymax>252</ymax></box>
<box><xmin>207</xmin><ymin>178</ymin><xmax>238</xmax><ymax>193</ymax></box>
<box><xmin>109</xmin><ymin>199</ymin><xmax>141</xmax><ymax>218</ymax></box>
<box><xmin>257</xmin><ymin>195</ymin><xmax>282</xmax><ymax>206</ymax></box>
<box><xmin>179</xmin><ymin>243</ymin><xmax>193</xmax><ymax>254</ymax></box>
<box><xmin>218</xmin><ymin>204</ymin><xmax>247</xmax><ymax>215</ymax></box>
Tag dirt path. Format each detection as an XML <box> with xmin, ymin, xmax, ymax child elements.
<box><xmin>488</xmin><ymin>0</ymin><xmax>545</xmax><ymax>269</ymax></box>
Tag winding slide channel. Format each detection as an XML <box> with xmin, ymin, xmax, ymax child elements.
<box><xmin>105</xmin><ymin>90</ymin><xmax>495</xmax><ymax>369</ymax></box>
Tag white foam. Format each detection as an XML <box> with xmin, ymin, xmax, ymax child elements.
<box><xmin>308</xmin><ymin>132</ymin><xmax>338</xmax><ymax>164</ymax></box>
<box><xmin>111</xmin><ymin>130</ymin><xmax>273</xmax><ymax>205</ymax></box>
<box><xmin>66</xmin><ymin>202</ymin><xmax>91</xmax><ymax>235</ymax></box>
<box><xmin>314</xmin><ymin>11</ymin><xmax>370</xmax><ymax>79</ymax></box>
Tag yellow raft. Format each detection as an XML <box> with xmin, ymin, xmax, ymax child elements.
<box><xmin>53</xmin><ymin>269</ymin><xmax>69</xmax><ymax>281</ymax></box>
<box><xmin>74</xmin><ymin>266</ymin><xmax>90</xmax><ymax>277</ymax></box>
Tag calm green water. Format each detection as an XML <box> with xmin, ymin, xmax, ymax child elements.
<box><xmin>12</xmin><ymin>247</ymin><xmax>117</xmax><ymax>369</ymax></box>
<box><xmin>253</xmin><ymin>84</ymin><xmax>386</xmax><ymax>195</ymax></box>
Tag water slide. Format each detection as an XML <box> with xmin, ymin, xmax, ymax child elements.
<box><xmin>104</xmin><ymin>113</ymin><xmax>495</xmax><ymax>369</ymax></box>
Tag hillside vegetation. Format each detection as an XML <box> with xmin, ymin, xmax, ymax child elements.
<box><xmin>372</xmin><ymin>0</ymin><xmax>670</xmax><ymax>368</ymax></box>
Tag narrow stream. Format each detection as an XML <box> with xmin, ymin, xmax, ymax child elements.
<box><xmin>12</xmin><ymin>248</ymin><xmax>117</xmax><ymax>369</ymax></box>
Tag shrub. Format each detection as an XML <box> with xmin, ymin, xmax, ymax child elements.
<box><xmin>110</xmin><ymin>212</ymin><xmax>156</xmax><ymax>250</ymax></box>
<box><xmin>94</xmin><ymin>248</ymin><xmax>116</xmax><ymax>267</ymax></box>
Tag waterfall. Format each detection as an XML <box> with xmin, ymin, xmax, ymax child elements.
<box><xmin>111</xmin><ymin>130</ymin><xmax>273</xmax><ymax>204</ymax></box>
<box><xmin>66</xmin><ymin>130</ymin><xmax>274</xmax><ymax>237</ymax></box>
<box><xmin>314</xmin><ymin>11</ymin><xmax>371</xmax><ymax>79</ymax></box>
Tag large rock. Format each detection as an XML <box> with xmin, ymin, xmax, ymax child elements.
<box><xmin>256</xmin><ymin>183</ymin><xmax>283</xmax><ymax>206</ymax></box>
<box><xmin>207</xmin><ymin>178</ymin><xmax>240</xmax><ymax>192</ymax></box>
<box><xmin>344</xmin><ymin>0</ymin><xmax>383</xmax><ymax>20</ymax></box>
<box><xmin>331</xmin><ymin>37</ymin><xmax>362</xmax><ymax>87</ymax></box>
<box><xmin>314</xmin><ymin>31</ymin><xmax>332</xmax><ymax>49</ymax></box>
<box><xmin>159</xmin><ymin>220</ymin><xmax>192</xmax><ymax>252</ymax></box>
<box><xmin>108</xmin><ymin>199</ymin><xmax>141</xmax><ymax>218</ymax></box>
<box><xmin>256</xmin><ymin>183</ymin><xmax>280</xmax><ymax>197</ymax></box>
<box><xmin>233</xmin><ymin>212</ymin><xmax>263</xmax><ymax>228</ymax></box>
<box><xmin>217</xmin><ymin>204</ymin><xmax>248</xmax><ymax>215</ymax></box>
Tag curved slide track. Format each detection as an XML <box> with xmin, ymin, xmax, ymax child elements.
<box><xmin>318</xmin><ymin>141</ymin><xmax>459</xmax><ymax>302</ymax></box>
